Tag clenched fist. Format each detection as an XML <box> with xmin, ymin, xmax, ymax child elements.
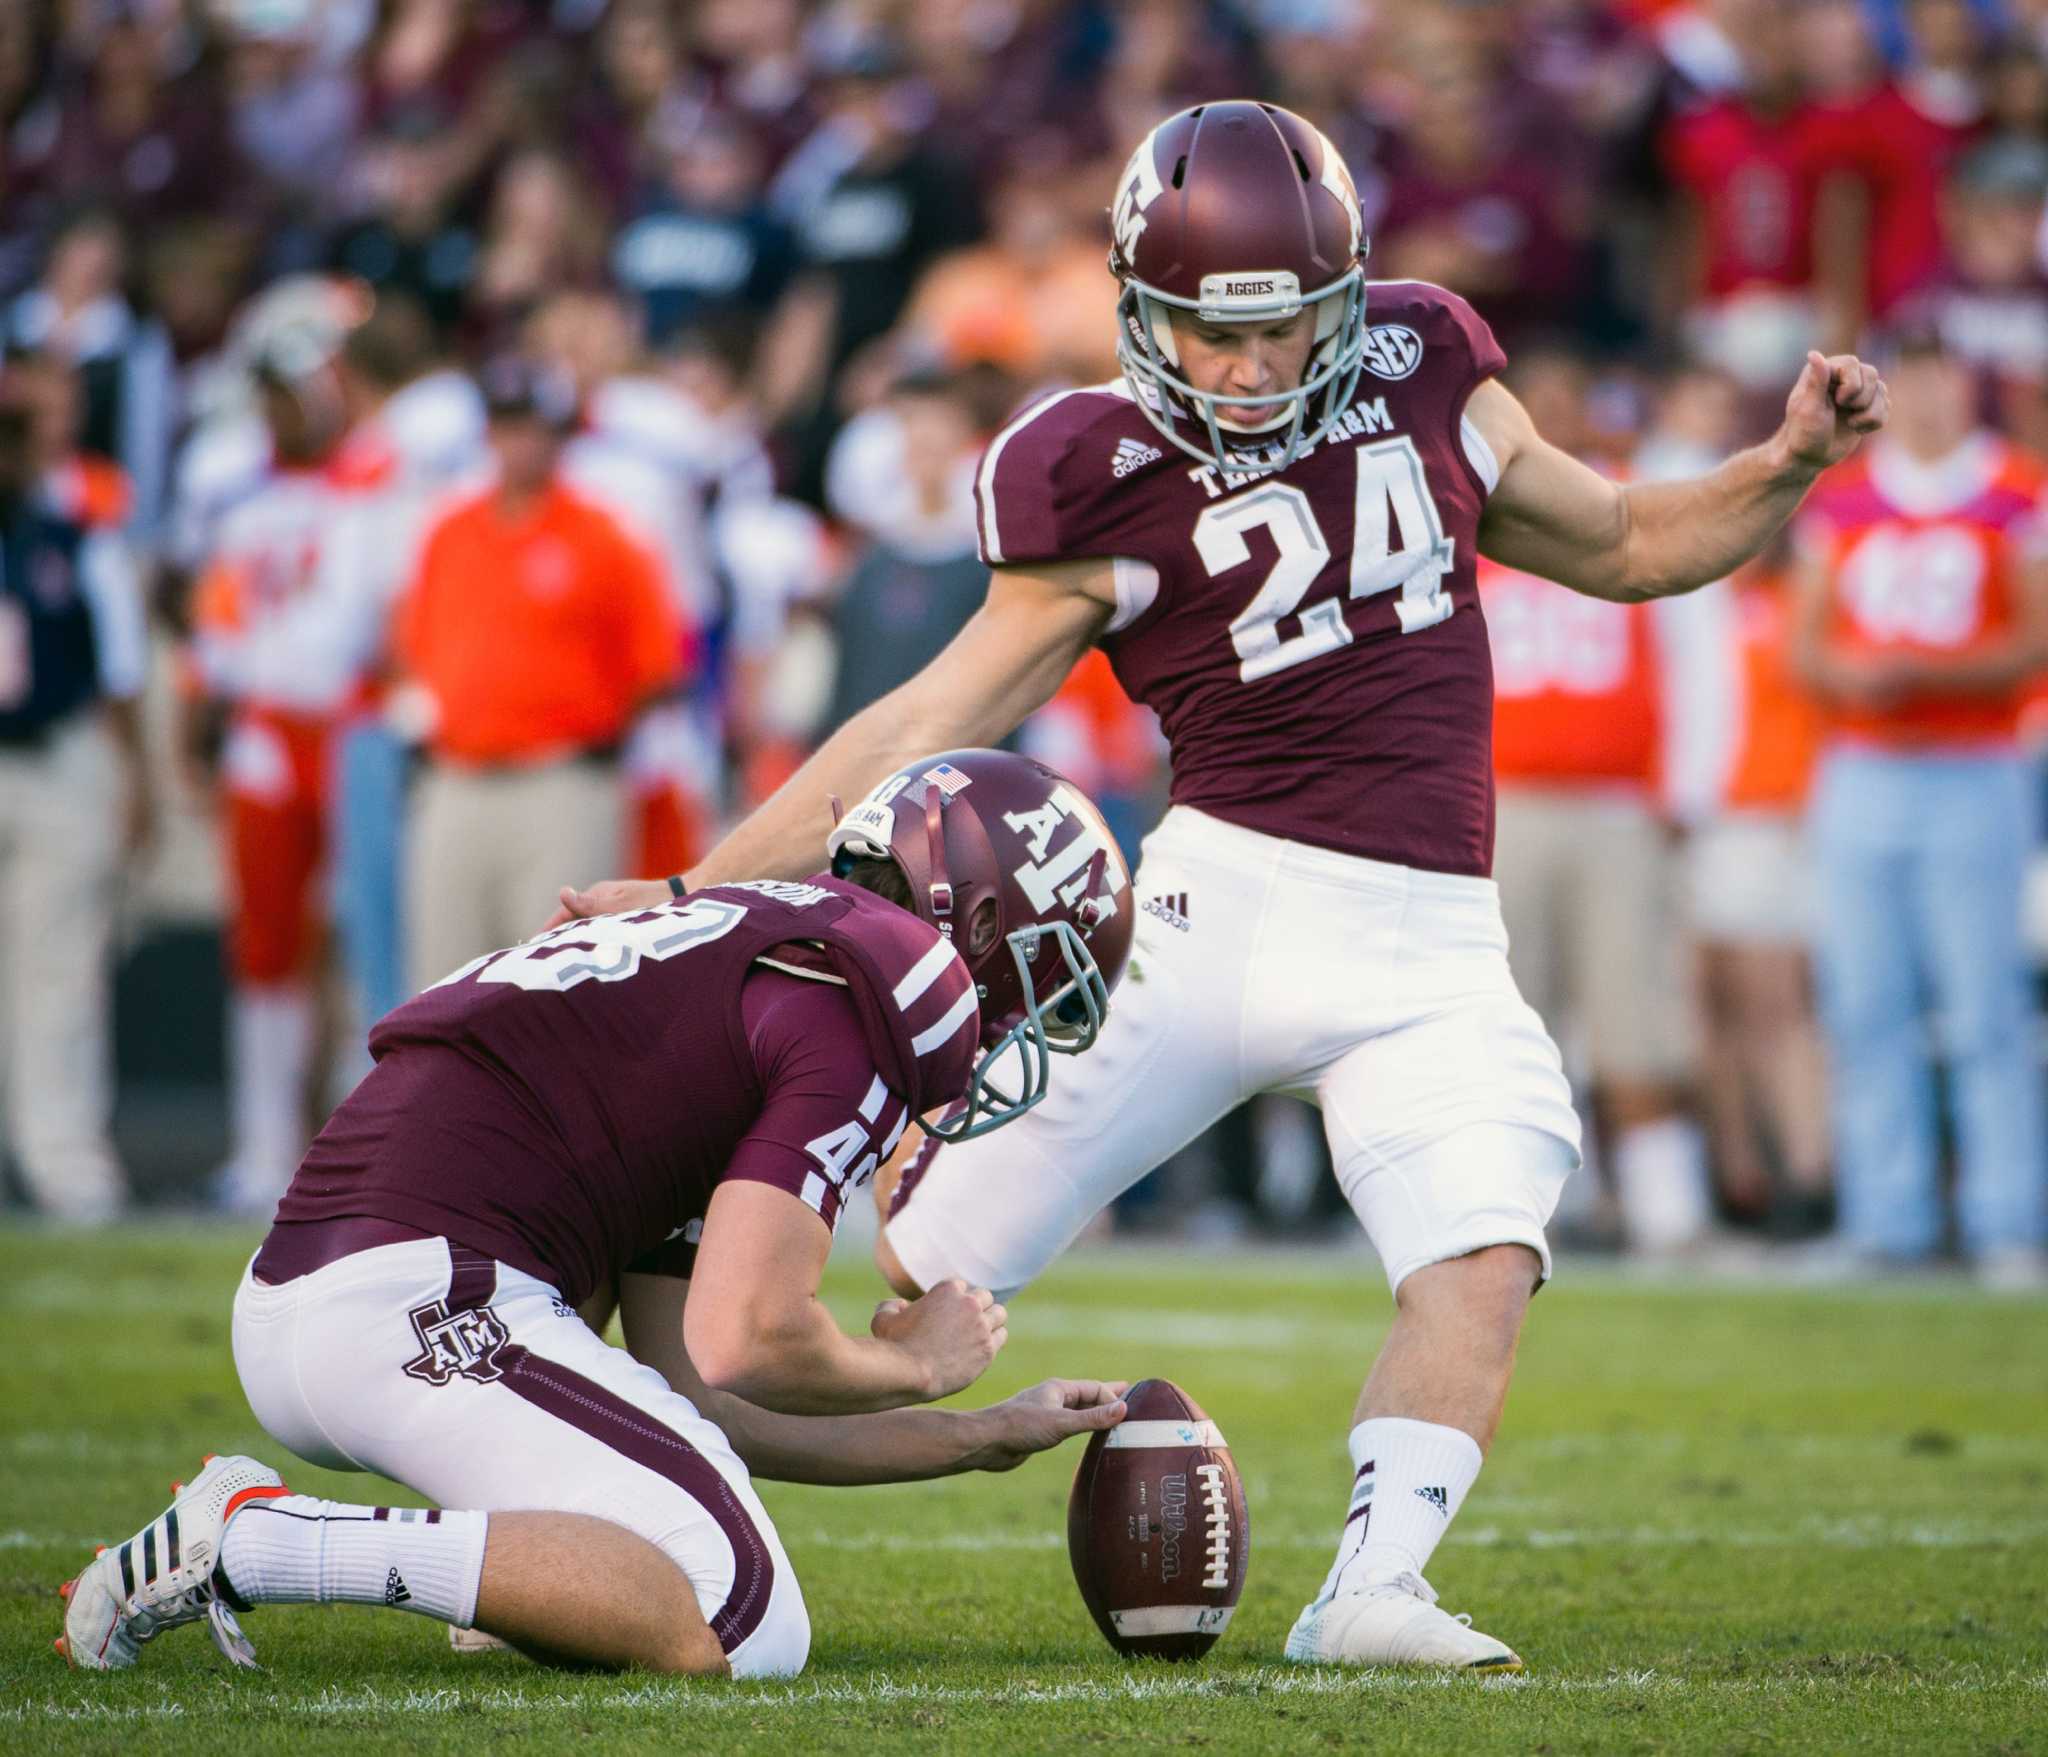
<box><xmin>872</xmin><ymin>1279</ymin><xmax>1008</xmax><ymax>1401</ymax></box>
<box><xmin>1781</xmin><ymin>351</ymin><xmax>1889</xmax><ymax>473</ymax></box>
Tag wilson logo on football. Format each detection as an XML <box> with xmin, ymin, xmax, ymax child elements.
<box><xmin>1112</xmin><ymin>436</ymin><xmax>1164</xmax><ymax>478</ymax></box>
<box><xmin>1361</xmin><ymin>323</ymin><xmax>1425</xmax><ymax>381</ymax></box>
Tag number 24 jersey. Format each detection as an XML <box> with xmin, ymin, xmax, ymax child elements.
<box><xmin>975</xmin><ymin>280</ymin><xmax>1508</xmax><ymax>877</ymax></box>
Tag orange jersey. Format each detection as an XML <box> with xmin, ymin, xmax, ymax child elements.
<box><xmin>1722</xmin><ymin>567</ymin><xmax>1824</xmax><ymax>810</ymax></box>
<box><xmin>398</xmin><ymin>480</ymin><xmax>683</xmax><ymax>766</ymax></box>
<box><xmin>1797</xmin><ymin>435</ymin><xmax>2047</xmax><ymax>750</ymax></box>
<box><xmin>1481</xmin><ymin>558</ymin><xmax>1661</xmax><ymax>789</ymax></box>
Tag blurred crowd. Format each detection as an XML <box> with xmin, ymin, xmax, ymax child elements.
<box><xmin>3</xmin><ymin>0</ymin><xmax>2048</xmax><ymax>1282</ymax></box>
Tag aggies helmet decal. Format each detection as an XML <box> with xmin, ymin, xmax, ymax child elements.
<box><xmin>827</xmin><ymin>750</ymin><xmax>1133</xmax><ymax>1141</ymax></box>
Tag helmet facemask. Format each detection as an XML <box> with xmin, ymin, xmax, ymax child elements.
<box><xmin>1115</xmin><ymin>265</ymin><xmax>1367</xmax><ymax>476</ymax></box>
<box><xmin>923</xmin><ymin>912</ymin><xmax>1111</xmax><ymax>1142</ymax></box>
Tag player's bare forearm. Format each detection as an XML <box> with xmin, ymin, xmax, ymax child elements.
<box><xmin>687</xmin><ymin>1283</ymin><xmax>943</xmax><ymax>1414</ymax></box>
<box><xmin>1607</xmin><ymin>440</ymin><xmax>1825</xmax><ymax>602</ymax></box>
<box><xmin>686</xmin><ymin>691</ymin><xmax>963</xmax><ymax>888</ymax></box>
<box><xmin>619</xmin><ymin>1273</ymin><xmax>1121</xmax><ymax>1479</ymax></box>
<box><xmin>685</xmin><ymin>567</ymin><xmax>1113</xmax><ymax>890</ymax></box>
<box><xmin>713</xmin><ymin>1380</ymin><xmax>1128</xmax><ymax>1485</ymax></box>
<box><xmin>1474</xmin><ymin>352</ymin><xmax>1888</xmax><ymax>603</ymax></box>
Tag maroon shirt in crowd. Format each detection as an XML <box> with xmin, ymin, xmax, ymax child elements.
<box><xmin>266</xmin><ymin>880</ymin><xmax>979</xmax><ymax>1304</ymax></box>
<box><xmin>974</xmin><ymin>282</ymin><xmax>1507</xmax><ymax>876</ymax></box>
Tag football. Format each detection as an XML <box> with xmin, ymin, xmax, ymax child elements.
<box><xmin>1066</xmin><ymin>1378</ymin><xmax>1250</xmax><ymax>1660</ymax></box>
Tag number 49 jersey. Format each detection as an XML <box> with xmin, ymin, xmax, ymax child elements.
<box><xmin>977</xmin><ymin>281</ymin><xmax>1507</xmax><ymax>876</ymax></box>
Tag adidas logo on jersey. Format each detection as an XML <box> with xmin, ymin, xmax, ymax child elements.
<box><xmin>1143</xmin><ymin>892</ymin><xmax>1191</xmax><ymax>932</ymax></box>
<box><xmin>1113</xmin><ymin>435</ymin><xmax>1165</xmax><ymax>477</ymax></box>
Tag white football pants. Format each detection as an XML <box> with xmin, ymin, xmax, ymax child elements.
<box><xmin>884</xmin><ymin>806</ymin><xmax>1583</xmax><ymax>1297</ymax></box>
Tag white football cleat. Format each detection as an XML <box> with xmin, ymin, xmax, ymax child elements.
<box><xmin>448</xmin><ymin>1624</ymin><xmax>516</xmax><ymax>1654</ymax></box>
<box><xmin>56</xmin><ymin>1453</ymin><xmax>289</xmax><ymax>1671</ymax></box>
<box><xmin>1283</xmin><ymin>1570</ymin><xmax>1523</xmax><ymax>1672</ymax></box>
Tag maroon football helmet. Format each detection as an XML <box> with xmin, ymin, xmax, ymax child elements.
<box><xmin>826</xmin><ymin>749</ymin><xmax>1134</xmax><ymax>1140</ymax></box>
<box><xmin>1108</xmin><ymin>100</ymin><xmax>1369</xmax><ymax>472</ymax></box>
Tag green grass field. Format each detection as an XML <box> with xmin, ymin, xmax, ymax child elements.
<box><xmin>3</xmin><ymin>1226</ymin><xmax>2045</xmax><ymax>1754</ymax></box>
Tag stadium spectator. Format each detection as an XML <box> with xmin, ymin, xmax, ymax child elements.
<box><xmin>0</xmin><ymin>363</ymin><xmax>149</xmax><ymax>1222</ymax></box>
<box><xmin>819</xmin><ymin>371</ymin><xmax>988</xmax><ymax>733</ymax></box>
<box><xmin>22</xmin><ymin>9</ymin><xmax>251</xmax><ymax>230</ymax></box>
<box><xmin>329</xmin><ymin>108</ymin><xmax>482</xmax><ymax>341</ymax></box>
<box><xmin>896</xmin><ymin>148</ymin><xmax>1120</xmax><ymax>386</ymax></box>
<box><xmin>765</xmin><ymin>30</ymin><xmax>983</xmax><ymax>493</ymax></box>
<box><xmin>1658</xmin><ymin>4</ymin><xmax>1832</xmax><ymax>394</ymax></box>
<box><xmin>182</xmin><ymin>319</ymin><xmax>370</xmax><ymax>1216</ymax></box>
<box><xmin>1920</xmin><ymin>140</ymin><xmax>2048</xmax><ymax>453</ymax></box>
<box><xmin>611</xmin><ymin>109</ymin><xmax>799</xmax><ymax>349</ymax></box>
<box><xmin>219</xmin><ymin>0</ymin><xmax>363</xmax><ymax>271</ymax></box>
<box><xmin>1371</xmin><ymin>25</ymin><xmax>1587</xmax><ymax>350</ymax></box>
<box><xmin>1638</xmin><ymin>364</ymin><xmax>1833</xmax><ymax>1234</ymax></box>
<box><xmin>1481</xmin><ymin>350</ymin><xmax>1711</xmax><ymax>1254</ymax></box>
<box><xmin>325</xmin><ymin>294</ymin><xmax>487</xmax><ymax>1031</ymax></box>
<box><xmin>395</xmin><ymin>356</ymin><xmax>681</xmax><ymax>991</ymax></box>
<box><xmin>462</xmin><ymin>148</ymin><xmax>608</xmax><ymax>358</ymax></box>
<box><xmin>1805</xmin><ymin>0</ymin><xmax>1990</xmax><ymax>330</ymax></box>
<box><xmin>1791</xmin><ymin>323</ymin><xmax>2048</xmax><ymax>1283</ymax></box>
<box><xmin>5</xmin><ymin>210</ymin><xmax>178</xmax><ymax>544</ymax></box>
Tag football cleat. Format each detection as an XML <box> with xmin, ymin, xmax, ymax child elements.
<box><xmin>57</xmin><ymin>1453</ymin><xmax>289</xmax><ymax>1671</ymax></box>
<box><xmin>1283</xmin><ymin>1570</ymin><xmax>1523</xmax><ymax>1672</ymax></box>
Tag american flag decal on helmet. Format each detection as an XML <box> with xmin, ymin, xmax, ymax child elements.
<box><xmin>921</xmin><ymin>761</ymin><xmax>973</xmax><ymax>796</ymax></box>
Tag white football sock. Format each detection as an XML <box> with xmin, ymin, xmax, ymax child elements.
<box><xmin>218</xmin><ymin>1495</ymin><xmax>488</xmax><ymax>1627</ymax></box>
<box><xmin>1317</xmin><ymin>1417</ymin><xmax>1483</xmax><ymax>1601</ymax></box>
<box><xmin>1613</xmin><ymin>1116</ymin><xmax>1711</xmax><ymax>1251</ymax></box>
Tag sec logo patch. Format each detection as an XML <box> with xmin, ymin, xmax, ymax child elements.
<box><xmin>1361</xmin><ymin>324</ymin><xmax>1424</xmax><ymax>381</ymax></box>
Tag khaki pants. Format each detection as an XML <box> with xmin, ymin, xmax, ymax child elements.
<box><xmin>0</xmin><ymin>715</ymin><xmax>125</xmax><ymax>1215</ymax></box>
<box><xmin>1493</xmin><ymin>788</ymin><xmax>1694</xmax><ymax>1086</ymax></box>
<box><xmin>406</xmin><ymin>757</ymin><xmax>626</xmax><ymax>995</ymax></box>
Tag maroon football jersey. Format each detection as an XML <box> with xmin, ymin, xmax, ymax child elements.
<box><xmin>976</xmin><ymin>281</ymin><xmax>1507</xmax><ymax>874</ymax></box>
<box><xmin>272</xmin><ymin>880</ymin><xmax>979</xmax><ymax>1304</ymax></box>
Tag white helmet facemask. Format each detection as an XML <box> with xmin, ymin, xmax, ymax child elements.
<box><xmin>1115</xmin><ymin>262</ymin><xmax>1368</xmax><ymax>475</ymax></box>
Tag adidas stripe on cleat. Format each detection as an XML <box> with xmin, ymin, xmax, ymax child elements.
<box><xmin>57</xmin><ymin>1454</ymin><xmax>288</xmax><ymax>1672</ymax></box>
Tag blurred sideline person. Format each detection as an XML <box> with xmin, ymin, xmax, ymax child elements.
<box><xmin>1480</xmin><ymin>353</ymin><xmax>1710</xmax><ymax>1256</ymax></box>
<box><xmin>555</xmin><ymin>105</ymin><xmax>1891</xmax><ymax>1671</ymax></box>
<box><xmin>325</xmin><ymin>296</ymin><xmax>487</xmax><ymax>1029</ymax></box>
<box><xmin>1684</xmin><ymin>546</ymin><xmax>1833</xmax><ymax>1232</ymax></box>
<box><xmin>1792</xmin><ymin>323</ymin><xmax>2048</xmax><ymax>1285</ymax></box>
<box><xmin>182</xmin><ymin>323</ymin><xmax>367</xmax><ymax>1216</ymax></box>
<box><xmin>0</xmin><ymin>373</ymin><xmax>149</xmax><ymax>1221</ymax></box>
<box><xmin>820</xmin><ymin>371</ymin><xmax>990</xmax><ymax>730</ymax></box>
<box><xmin>396</xmin><ymin>358</ymin><xmax>682</xmax><ymax>992</ymax></box>
<box><xmin>58</xmin><ymin>752</ymin><xmax>1132</xmax><ymax>1680</ymax></box>
<box><xmin>1635</xmin><ymin>367</ymin><xmax>1833</xmax><ymax>1233</ymax></box>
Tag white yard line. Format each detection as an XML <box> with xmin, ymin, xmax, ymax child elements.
<box><xmin>6</xmin><ymin>1666</ymin><xmax>2046</xmax><ymax>1725</ymax></box>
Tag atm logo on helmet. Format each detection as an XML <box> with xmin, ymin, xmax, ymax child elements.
<box><xmin>1003</xmin><ymin>784</ymin><xmax>1128</xmax><ymax>916</ymax></box>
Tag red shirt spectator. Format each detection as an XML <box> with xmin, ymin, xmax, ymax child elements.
<box><xmin>1662</xmin><ymin>96</ymin><xmax>1830</xmax><ymax>298</ymax></box>
<box><xmin>1808</xmin><ymin>78</ymin><xmax>1987</xmax><ymax>318</ymax></box>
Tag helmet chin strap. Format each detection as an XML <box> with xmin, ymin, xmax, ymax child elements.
<box><xmin>923</xmin><ymin>786</ymin><xmax>953</xmax><ymax>920</ymax></box>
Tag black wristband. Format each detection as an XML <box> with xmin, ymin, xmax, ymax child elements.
<box><xmin>667</xmin><ymin>875</ymin><xmax>687</xmax><ymax>899</ymax></box>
